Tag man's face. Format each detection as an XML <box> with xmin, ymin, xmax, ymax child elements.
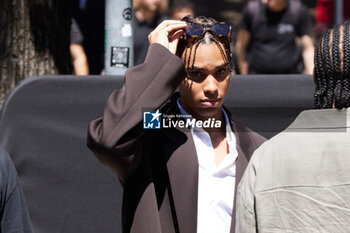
<box><xmin>179</xmin><ymin>42</ymin><xmax>231</xmax><ymax>121</ymax></box>
<box><xmin>172</xmin><ymin>8</ymin><xmax>194</xmax><ymax>21</ymax></box>
<box><xmin>264</xmin><ymin>0</ymin><xmax>287</xmax><ymax>12</ymax></box>
<box><xmin>140</xmin><ymin>0</ymin><xmax>161</xmax><ymax>12</ymax></box>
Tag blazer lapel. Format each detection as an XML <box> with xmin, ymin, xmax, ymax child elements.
<box><xmin>161</xmin><ymin>128</ymin><xmax>198</xmax><ymax>233</ymax></box>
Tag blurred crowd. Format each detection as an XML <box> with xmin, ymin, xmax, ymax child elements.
<box><xmin>69</xmin><ymin>0</ymin><xmax>349</xmax><ymax>76</ymax></box>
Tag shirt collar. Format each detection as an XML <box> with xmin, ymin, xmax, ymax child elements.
<box><xmin>177</xmin><ymin>98</ymin><xmax>193</xmax><ymax>123</ymax></box>
<box><xmin>286</xmin><ymin>108</ymin><xmax>350</xmax><ymax>132</ymax></box>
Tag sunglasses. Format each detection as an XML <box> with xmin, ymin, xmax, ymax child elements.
<box><xmin>184</xmin><ymin>22</ymin><xmax>232</xmax><ymax>38</ymax></box>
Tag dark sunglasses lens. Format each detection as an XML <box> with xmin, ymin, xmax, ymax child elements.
<box><xmin>185</xmin><ymin>25</ymin><xmax>204</xmax><ymax>36</ymax></box>
<box><xmin>212</xmin><ymin>23</ymin><xmax>231</xmax><ymax>36</ymax></box>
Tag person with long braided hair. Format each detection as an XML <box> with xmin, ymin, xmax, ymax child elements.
<box><xmin>88</xmin><ymin>16</ymin><xmax>266</xmax><ymax>233</ymax></box>
<box><xmin>236</xmin><ymin>21</ymin><xmax>350</xmax><ymax>233</ymax></box>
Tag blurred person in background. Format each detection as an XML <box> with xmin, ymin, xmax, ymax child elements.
<box><xmin>236</xmin><ymin>21</ymin><xmax>350</xmax><ymax>233</ymax></box>
<box><xmin>170</xmin><ymin>0</ymin><xmax>194</xmax><ymax>20</ymax></box>
<box><xmin>236</xmin><ymin>0</ymin><xmax>314</xmax><ymax>75</ymax></box>
<box><xmin>72</xmin><ymin>0</ymin><xmax>105</xmax><ymax>74</ymax></box>
<box><xmin>133</xmin><ymin>0</ymin><xmax>169</xmax><ymax>65</ymax></box>
<box><xmin>70</xmin><ymin>18</ymin><xmax>89</xmax><ymax>75</ymax></box>
<box><xmin>314</xmin><ymin>0</ymin><xmax>350</xmax><ymax>37</ymax></box>
<box><xmin>0</xmin><ymin>147</ymin><xmax>33</xmax><ymax>233</ymax></box>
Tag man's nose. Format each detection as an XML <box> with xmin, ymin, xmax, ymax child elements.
<box><xmin>203</xmin><ymin>75</ymin><xmax>218</xmax><ymax>95</ymax></box>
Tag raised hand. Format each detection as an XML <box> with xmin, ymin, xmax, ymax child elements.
<box><xmin>148</xmin><ymin>20</ymin><xmax>187</xmax><ymax>54</ymax></box>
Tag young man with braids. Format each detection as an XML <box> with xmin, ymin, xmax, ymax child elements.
<box><xmin>236</xmin><ymin>21</ymin><xmax>350</xmax><ymax>233</ymax></box>
<box><xmin>87</xmin><ymin>16</ymin><xmax>265</xmax><ymax>233</ymax></box>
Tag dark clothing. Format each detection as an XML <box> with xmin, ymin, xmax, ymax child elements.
<box><xmin>0</xmin><ymin>147</ymin><xmax>33</xmax><ymax>233</ymax></box>
<box><xmin>87</xmin><ymin>44</ymin><xmax>266</xmax><ymax>233</ymax></box>
<box><xmin>72</xmin><ymin>0</ymin><xmax>105</xmax><ymax>74</ymax></box>
<box><xmin>240</xmin><ymin>0</ymin><xmax>312</xmax><ymax>74</ymax></box>
<box><xmin>70</xmin><ymin>18</ymin><xmax>84</xmax><ymax>44</ymax></box>
<box><xmin>133</xmin><ymin>14</ymin><xmax>169</xmax><ymax>65</ymax></box>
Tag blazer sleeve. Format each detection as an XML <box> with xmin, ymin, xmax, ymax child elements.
<box><xmin>87</xmin><ymin>43</ymin><xmax>187</xmax><ymax>182</ymax></box>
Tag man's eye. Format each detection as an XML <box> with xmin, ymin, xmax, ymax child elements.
<box><xmin>188</xmin><ymin>71</ymin><xmax>202</xmax><ymax>77</ymax></box>
<box><xmin>216</xmin><ymin>68</ymin><xmax>229</xmax><ymax>75</ymax></box>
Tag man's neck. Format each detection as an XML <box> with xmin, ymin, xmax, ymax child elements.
<box><xmin>205</xmin><ymin>112</ymin><xmax>226</xmax><ymax>142</ymax></box>
<box><xmin>208</xmin><ymin>113</ymin><xmax>228</xmax><ymax>168</ymax></box>
<box><xmin>177</xmin><ymin>98</ymin><xmax>227</xmax><ymax>137</ymax></box>
<box><xmin>177</xmin><ymin>99</ymin><xmax>230</xmax><ymax>167</ymax></box>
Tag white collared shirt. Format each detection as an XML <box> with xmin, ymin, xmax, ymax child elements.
<box><xmin>177</xmin><ymin>99</ymin><xmax>238</xmax><ymax>233</ymax></box>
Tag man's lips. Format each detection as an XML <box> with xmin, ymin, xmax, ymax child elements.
<box><xmin>200</xmin><ymin>98</ymin><xmax>221</xmax><ymax>106</ymax></box>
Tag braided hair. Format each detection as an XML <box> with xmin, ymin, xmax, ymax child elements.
<box><xmin>175</xmin><ymin>16</ymin><xmax>233</xmax><ymax>72</ymax></box>
<box><xmin>314</xmin><ymin>21</ymin><xmax>350</xmax><ymax>109</ymax></box>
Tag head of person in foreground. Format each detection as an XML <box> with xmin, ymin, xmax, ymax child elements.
<box><xmin>314</xmin><ymin>21</ymin><xmax>350</xmax><ymax>109</ymax></box>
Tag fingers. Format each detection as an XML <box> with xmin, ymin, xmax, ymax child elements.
<box><xmin>150</xmin><ymin>22</ymin><xmax>186</xmax><ymax>39</ymax></box>
<box><xmin>168</xmin><ymin>29</ymin><xmax>185</xmax><ymax>54</ymax></box>
<box><xmin>170</xmin><ymin>29</ymin><xmax>184</xmax><ymax>42</ymax></box>
<box><xmin>148</xmin><ymin>20</ymin><xmax>187</xmax><ymax>54</ymax></box>
<box><xmin>154</xmin><ymin>20</ymin><xmax>187</xmax><ymax>32</ymax></box>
